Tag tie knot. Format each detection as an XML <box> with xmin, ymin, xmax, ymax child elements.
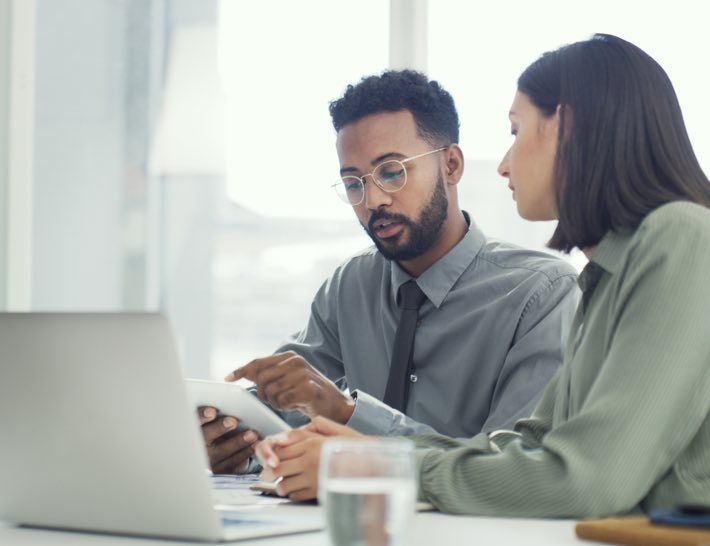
<box><xmin>398</xmin><ymin>280</ymin><xmax>427</xmax><ymax>310</ymax></box>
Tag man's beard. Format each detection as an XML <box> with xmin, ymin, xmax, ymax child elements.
<box><xmin>363</xmin><ymin>171</ymin><xmax>448</xmax><ymax>262</ymax></box>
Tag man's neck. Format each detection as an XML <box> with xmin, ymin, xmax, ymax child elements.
<box><xmin>397</xmin><ymin>210</ymin><xmax>469</xmax><ymax>277</ymax></box>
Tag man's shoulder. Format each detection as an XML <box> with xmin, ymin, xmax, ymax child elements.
<box><xmin>338</xmin><ymin>245</ymin><xmax>382</xmax><ymax>267</ymax></box>
<box><xmin>332</xmin><ymin>245</ymin><xmax>387</xmax><ymax>279</ymax></box>
<box><xmin>311</xmin><ymin>246</ymin><xmax>386</xmax><ymax>306</ymax></box>
<box><xmin>476</xmin><ymin>239</ymin><xmax>578</xmax><ymax>284</ymax></box>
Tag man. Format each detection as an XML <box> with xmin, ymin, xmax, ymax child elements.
<box><xmin>201</xmin><ymin>70</ymin><xmax>578</xmax><ymax>474</ymax></box>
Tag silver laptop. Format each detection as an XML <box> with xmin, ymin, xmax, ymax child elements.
<box><xmin>0</xmin><ymin>312</ymin><xmax>322</xmax><ymax>542</ymax></box>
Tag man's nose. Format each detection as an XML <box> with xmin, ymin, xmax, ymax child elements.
<box><xmin>363</xmin><ymin>177</ymin><xmax>393</xmax><ymax>210</ymax></box>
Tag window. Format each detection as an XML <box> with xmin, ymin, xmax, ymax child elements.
<box><xmin>211</xmin><ymin>0</ymin><xmax>388</xmax><ymax>376</ymax></box>
<box><xmin>428</xmin><ymin>0</ymin><xmax>709</xmax><ymax>270</ymax></box>
<box><xmin>6</xmin><ymin>0</ymin><xmax>387</xmax><ymax>379</ymax></box>
<box><xmin>4</xmin><ymin>0</ymin><xmax>708</xmax><ymax>379</ymax></box>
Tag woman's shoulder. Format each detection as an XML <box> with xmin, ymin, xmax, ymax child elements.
<box><xmin>630</xmin><ymin>201</ymin><xmax>710</xmax><ymax>263</ymax></box>
<box><xmin>640</xmin><ymin>201</ymin><xmax>710</xmax><ymax>234</ymax></box>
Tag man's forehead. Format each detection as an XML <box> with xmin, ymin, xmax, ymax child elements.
<box><xmin>336</xmin><ymin>110</ymin><xmax>420</xmax><ymax>157</ymax></box>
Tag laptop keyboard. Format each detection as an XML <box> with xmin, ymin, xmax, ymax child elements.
<box><xmin>211</xmin><ymin>474</ymin><xmax>288</xmax><ymax>507</ymax></box>
<box><xmin>209</xmin><ymin>474</ymin><xmax>324</xmax><ymax>537</ymax></box>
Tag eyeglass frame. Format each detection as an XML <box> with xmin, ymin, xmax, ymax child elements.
<box><xmin>331</xmin><ymin>147</ymin><xmax>448</xmax><ymax>206</ymax></box>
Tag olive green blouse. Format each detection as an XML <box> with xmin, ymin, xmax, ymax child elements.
<box><xmin>413</xmin><ymin>201</ymin><xmax>710</xmax><ymax>517</ymax></box>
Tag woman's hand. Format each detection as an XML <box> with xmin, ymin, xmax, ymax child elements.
<box><xmin>255</xmin><ymin>417</ymin><xmax>365</xmax><ymax>501</ymax></box>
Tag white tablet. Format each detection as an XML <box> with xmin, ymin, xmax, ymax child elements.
<box><xmin>185</xmin><ymin>378</ymin><xmax>291</xmax><ymax>438</ymax></box>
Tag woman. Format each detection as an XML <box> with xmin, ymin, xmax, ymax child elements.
<box><xmin>255</xmin><ymin>34</ymin><xmax>710</xmax><ymax>517</ymax></box>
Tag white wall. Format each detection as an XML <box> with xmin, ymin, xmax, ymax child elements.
<box><xmin>31</xmin><ymin>0</ymin><xmax>126</xmax><ymax>308</ymax></box>
<box><xmin>0</xmin><ymin>0</ymin><xmax>9</xmax><ymax>309</ymax></box>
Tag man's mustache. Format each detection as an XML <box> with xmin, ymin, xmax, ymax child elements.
<box><xmin>367</xmin><ymin>211</ymin><xmax>412</xmax><ymax>233</ymax></box>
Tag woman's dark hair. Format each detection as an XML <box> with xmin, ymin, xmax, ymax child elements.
<box><xmin>518</xmin><ymin>33</ymin><xmax>710</xmax><ymax>252</ymax></box>
<box><xmin>329</xmin><ymin>69</ymin><xmax>459</xmax><ymax>146</ymax></box>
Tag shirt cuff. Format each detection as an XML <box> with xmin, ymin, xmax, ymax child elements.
<box><xmin>346</xmin><ymin>389</ymin><xmax>399</xmax><ymax>435</ymax></box>
<box><xmin>241</xmin><ymin>456</ymin><xmax>262</xmax><ymax>475</ymax></box>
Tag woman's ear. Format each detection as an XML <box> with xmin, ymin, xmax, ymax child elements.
<box><xmin>541</xmin><ymin>104</ymin><xmax>567</xmax><ymax>155</ymax></box>
<box><xmin>555</xmin><ymin>103</ymin><xmax>573</xmax><ymax>143</ymax></box>
<box><xmin>543</xmin><ymin>104</ymin><xmax>561</xmax><ymax>140</ymax></box>
<box><xmin>444</xmin><ymin>144</ymin><xmax>465</xmax><ymax>185</ymax></box>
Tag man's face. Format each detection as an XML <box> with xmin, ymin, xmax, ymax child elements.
<box><xmin>335</xmin><ymin>110</ymin><xmax>449</xmax><ymax>262</ymax></box>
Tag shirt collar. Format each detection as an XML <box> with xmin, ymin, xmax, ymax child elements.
<box><xmin>390</xmin><ymin>211</ymin><xmax>485</xmax><ymax>308</ymax></box>
<box><xmin>577</xmin><ymin>228</ymin><xmax>633</xmax><ymax>295</ymax></box>
<box><xmin>588</xmin><ymin>228</ymin><xmax>634</xmax><ymax>275</ymax></box>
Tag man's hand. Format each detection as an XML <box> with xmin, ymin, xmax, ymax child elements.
<box><xmin>226</xmin><ymin>352</ymin><xmax>356</xmax><ymax>424</ymax></box>
<box><xmin>199</xmin><ymin>406</ymin><xmax>259</xmax><ymax>474</ymax></box>
<box><xmin>255</xmin><ymin>416</ymin><xmax>365</xmax><ymax>501</ymax></box>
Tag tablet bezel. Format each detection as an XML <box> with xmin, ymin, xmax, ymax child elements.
<box><xmin>185</xmin><ymin>378</ymin><xmax>291</xmax><ymax>438</ymax></box>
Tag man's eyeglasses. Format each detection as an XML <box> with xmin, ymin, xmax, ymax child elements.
<box><xmin>331</xmin><ymin>147</ymin><xmax>447</xmax><ymax>206</ymax></box>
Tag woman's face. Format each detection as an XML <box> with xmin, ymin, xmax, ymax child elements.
<box><xmin>497</xmin><ymin>91</ymin><xmax>559</xmax><ymax>221</ymax></box>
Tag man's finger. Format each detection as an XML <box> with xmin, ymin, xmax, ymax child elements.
<box><xmin>225</xmin><ymin>352</ymin><xmax>297</xmax><ymax>382</ymax></box>
<box><xmin>210</xmin><ymin>429</ymin><xmax>258</xmax><ymax>465</ymax></box>
<box><xmin>259</xmin><ymin>363</ymin><xmax>311</xmax><ymax>408</ymax></box>
<box><xmin>202</xmin><ymin>416</ymin><xmax>239</xmax><ymax>446</ymax></box>
<box><xmin>198</xmin><ymin>406</ymin><xmax>218</xmax><ymax>425</ymax></box>
<box><xmin>225</xmin><ymin>356</ymin><xmax>275</xmax><ymax>382</ymax></box>
<box><xmin>253</xmin><ymin>353</ymin><xmax>305</xmax><ymax>388</ymax></box>
<box><xmin>212</xmin><ymin>442</ymin><xmax>255</xmax><ymax>474</ymax></box>
<box><xmin>269</xmin><ymin>385</ymin><xmax>309</xmax><ymax>412</ymax></box>
<box><xmin>225</xmin><ymin>362</ymin><xmax>256</xmax><ymax>382</ymax></box>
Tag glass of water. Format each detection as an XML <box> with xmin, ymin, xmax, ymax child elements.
<box><xmin>318</xmin><ymin>439</ymin><xmax>416</xmax><ymax>546</ymax></box>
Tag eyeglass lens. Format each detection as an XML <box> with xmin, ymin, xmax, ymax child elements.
<box><xmin>335</xmin><ymin>160</ymin><xmax>407</xmax><ymax>205</ymax></box>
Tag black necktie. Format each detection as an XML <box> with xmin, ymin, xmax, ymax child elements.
<box><xmin>383</xmin><ymin>280</ymin><xmax>427</xmax><ymax>412</ymax></box>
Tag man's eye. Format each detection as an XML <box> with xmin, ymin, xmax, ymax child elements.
<box><xmin>379</xmin><ymin>168</ymin><xmax>404</xmax><ymax>182</ymax></box>
<box><xmin>345</xmin><ymin>180</ymin><xmax>362</xmax><ymax>192</ymax></box>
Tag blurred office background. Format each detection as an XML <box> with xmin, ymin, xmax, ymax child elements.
<box><xmin>0</xmin><ymin>0</ymin><xmax>707</xmax><ymax>379</ymax></box>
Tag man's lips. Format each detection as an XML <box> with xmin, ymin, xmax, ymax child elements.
<box><xmin>371</xmin><ymin>218</ymin><xmax>404</xmax><ymax>239</ymax></box>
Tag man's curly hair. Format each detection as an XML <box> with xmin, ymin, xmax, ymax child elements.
<box><xmin>329</xmin><ymin>69</ymin><xmax>459</xmax><ymax>145</ymax></box>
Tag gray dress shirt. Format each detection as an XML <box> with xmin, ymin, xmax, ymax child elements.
<box><xmin>277</xmin><ymin>216</ymin><xmax>579</xmax><ymax>438</ymax></box>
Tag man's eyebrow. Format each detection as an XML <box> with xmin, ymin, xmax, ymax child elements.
<box><xmin>339</xmin><ymin>151</ymin><xmax>405</xmax><ymax>175</ymax></box>
<box><xmin>372</xmin><ymin>151</ymin><xmax>404</xmax><ymax>164</ymax></box>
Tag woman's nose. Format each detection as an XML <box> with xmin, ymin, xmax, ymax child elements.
<box><xmin>497</xmin><ymin>148</ymin><xmax>510</xmax><ymax>179</ymax></box>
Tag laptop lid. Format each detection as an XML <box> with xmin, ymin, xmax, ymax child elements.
<box><xmin>0</xmin><ymin>312</ymin><xmax>318</xmax><ymax>542</ymax></box>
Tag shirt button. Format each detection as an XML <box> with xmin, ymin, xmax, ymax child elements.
<box><xmin>416</xmin><ymin>319</ymin><xmax>422</xmax><ymax>327</ymax></box>
<box><xmin>409</xmin><ymin>374</ymin><xmax>418</xmax><ymax>383</ymax></box>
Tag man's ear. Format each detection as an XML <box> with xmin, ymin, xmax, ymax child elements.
<box><xmin>444</xmin><ymin>144</ymin><xmax>464</xmax><ymax>185</ymax></box>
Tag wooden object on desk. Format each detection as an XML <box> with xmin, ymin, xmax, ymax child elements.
<box><xmin>575</xmin><ymin>516</ymin><xmax>710</xmax><ymax>546</ymax></box>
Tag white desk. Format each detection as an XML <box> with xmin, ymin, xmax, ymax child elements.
<box><xmin>1</xmin><ymin>507</ymin><xmax>585</xmax><ymax>545</ymax></box>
